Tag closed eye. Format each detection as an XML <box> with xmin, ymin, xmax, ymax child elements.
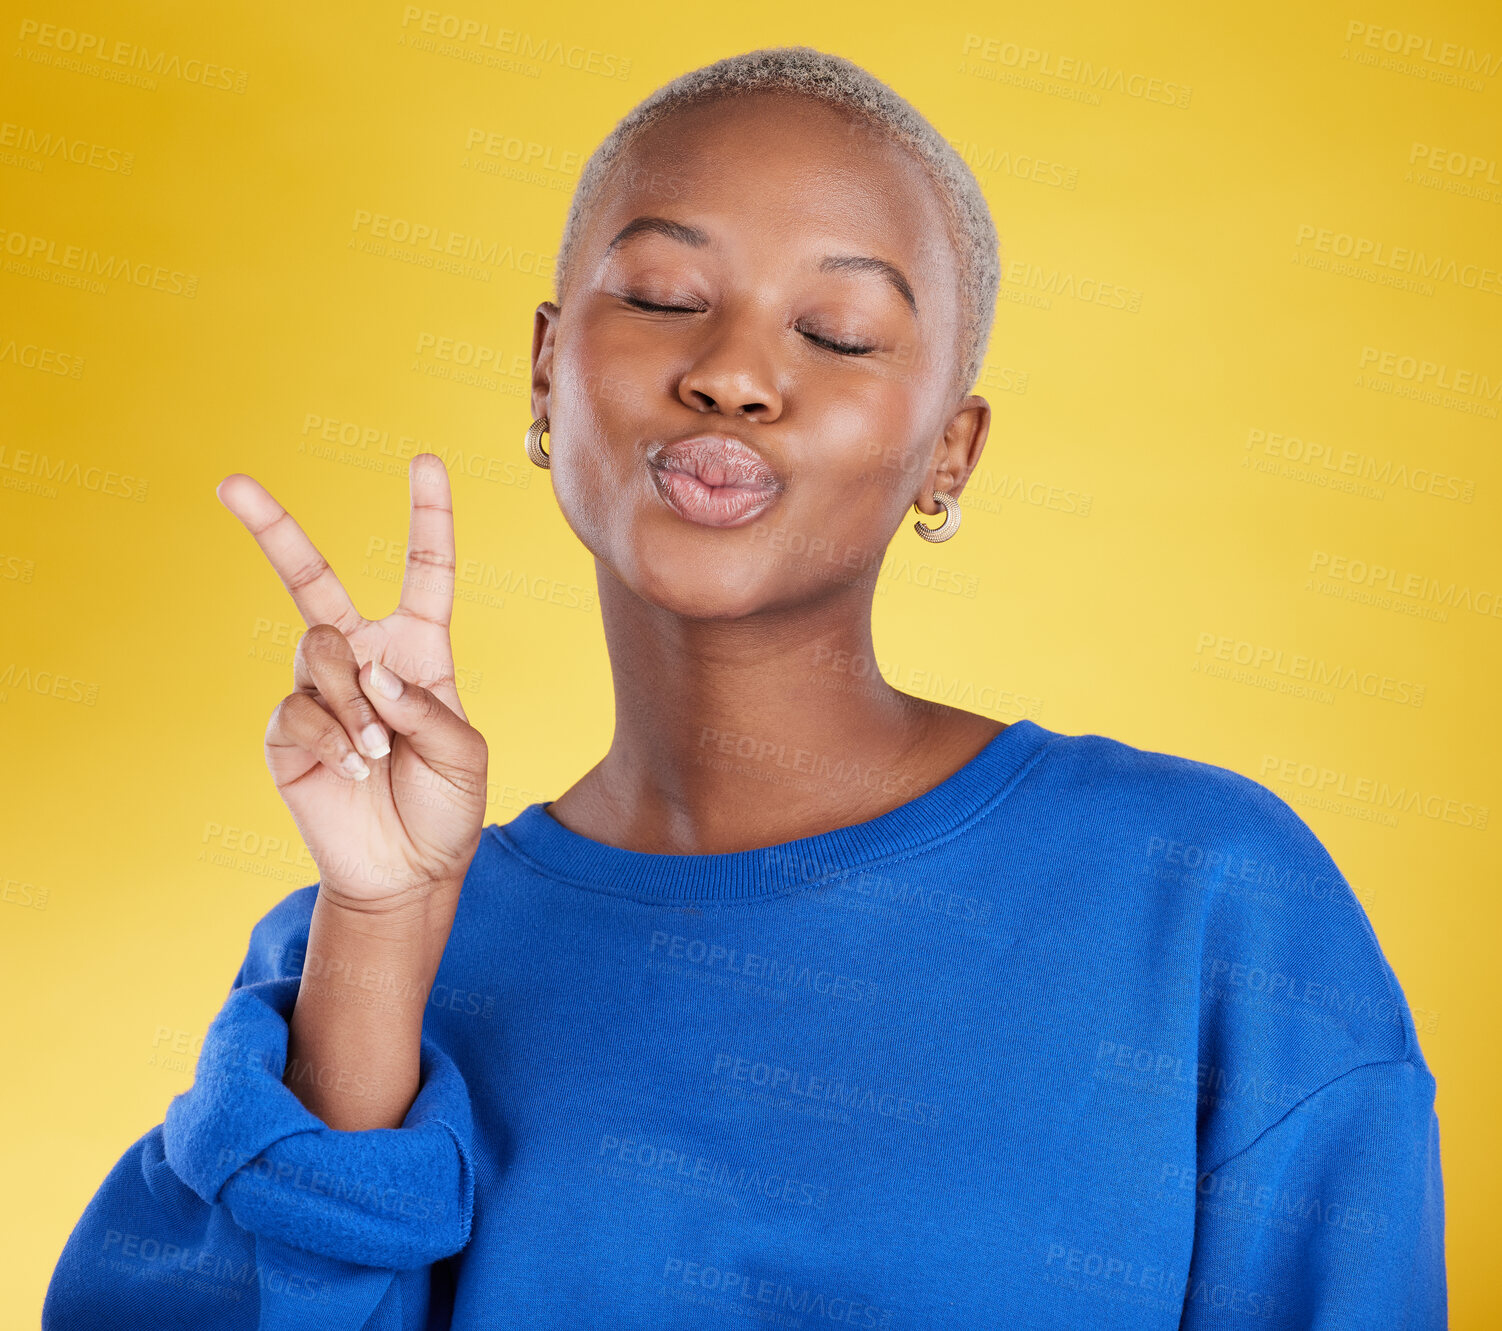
<box><xmin>621</xmin><ymin>296</ymin><xmax>875</xmax><ymax>357</ymax></box>
<box><xmin>622</xmin><ymin>296</ymin><xmax>703</xmax><ymax>314</ymax></box>
<box><xmin>804</xmin><ymin>331</ymin><xmax>876</xmax><ymax>356</ymax></box>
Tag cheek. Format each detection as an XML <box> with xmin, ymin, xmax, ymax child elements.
<box><xmin>813</xmin><ymin>389</ymin><xmax>930</xmax><ymax>519</ymax></box>
<box><xmin>546</xmin><ymin>334</ymin><xmax>653</xmax><ymax>542</ymax></box>
<box><xmin>852</xmin><ymin>438</ymin><xmax>930</xmax><ymax>511</ymax></box>
<box><xmin>758</xmin><ymin>448</ymin><xmax>907</xmax><ymax>583</ymax></box>
<box><xmin>561</xmin><ymin>319</ymin><xmax>664</xmax><ymax>427</ymax></box>
<box><xmin>548</xmin><ymin>446</ymin><xmax>606</xmax><ymax>550</ymax></box>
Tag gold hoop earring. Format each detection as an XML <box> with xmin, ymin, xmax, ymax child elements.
<box><xmin>525</xmin><ymin>416</ymin><xmax>550</xmax><ymax>469</ymax></box>
<box><xmin>913</xmin><ymin>490</ymin><xmax>960</xmax><ymax>542</ymax></box>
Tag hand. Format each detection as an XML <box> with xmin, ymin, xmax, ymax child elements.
<box><xmin>216</xmin><ymin>454</ymin><xmax>488</xmax><ymax>911</ymax></box>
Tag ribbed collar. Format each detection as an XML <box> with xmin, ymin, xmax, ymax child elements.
<box><xmin>490</xmin><ymin>718</ymin><xmax>1056</xmax><ymax>904</ymax></box>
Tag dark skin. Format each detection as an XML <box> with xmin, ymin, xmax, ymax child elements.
<box><xmin>531</xmin><ymin>90</ymin><xmax>1002</xmax><ymax>855</ymax></box>
<box><xmin>215</xmin><ymin>88</ymin><xmax>1006</xmax><ymax>1133</ymax></box>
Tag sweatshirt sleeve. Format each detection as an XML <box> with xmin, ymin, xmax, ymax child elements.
<box><xmin>1166</xmin><ymin>760</ymin><xmax>1449</xmax><ymax>1330</ymax></box>
<box><xmin>1176</xmin><ymin>1057</ymin><xmax>1446</xmax><ymax>1330</ymax></box>
<box><xmin>42</xmin><ymin>885</ymin><xmax>475</xmax><ymax>1330</ymax></box>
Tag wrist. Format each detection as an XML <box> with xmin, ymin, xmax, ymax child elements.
<box><xmin>302</xmin><ymin>881</ymin><xmax>461</xmax><ymax>997</ymax></box>
<box><xmin>314</xmin><ymin>877</ymin><xmax>463</xmax><ymax>935</ymax></box>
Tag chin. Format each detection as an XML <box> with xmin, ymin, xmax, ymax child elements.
<box><xmin>622</xmin><ymin>531</ymin><xmax>789</xmax><ymax>621</ymax></box>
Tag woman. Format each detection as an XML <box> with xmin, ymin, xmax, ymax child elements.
<box><xmin>45</xmin><ymin>46</ymin><xmax>1444</xmax><ymax>1329</ymax></box>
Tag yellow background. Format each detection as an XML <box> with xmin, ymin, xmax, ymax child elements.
<box><xmin>3</xmin><ymin>0</ymin><xmax>1497</xmax><ymax>1323</ymax></box>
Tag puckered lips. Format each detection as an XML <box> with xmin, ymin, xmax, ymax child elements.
<box><xmin>645</xmin><ymin>433</ymin><xmax>786</xmax><ymax>529</ymax></box>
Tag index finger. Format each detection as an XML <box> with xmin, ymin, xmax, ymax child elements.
<box><xmin>216</xmin><ymin>472</ymin><xmax>360</xmax><ymax>633</ymax></box>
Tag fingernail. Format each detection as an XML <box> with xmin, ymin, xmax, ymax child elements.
<box><xmin>370</xmin><ymin>659</ymin><xmax>404</xmax><ymax>701</ymax></box>
<box><xmin>342</xmin><ymin>751</ymin><xmax>370</xmax><ymax>780</ymax></box>
<box><xmin>360</xmin><ymin>723</ymin><xmax>390</xmax><ymax>759</ymax></box>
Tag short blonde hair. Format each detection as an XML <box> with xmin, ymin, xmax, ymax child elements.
<box><xmin>554</xmin><ymin>45</ymin><xmax>1001</xmax><ymax>398</ymax></box>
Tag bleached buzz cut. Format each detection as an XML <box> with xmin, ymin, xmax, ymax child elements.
<box><xmin>553</xmin><ymin>44</ymin><xmax>1002</xmax><ymax>399</ymax></box>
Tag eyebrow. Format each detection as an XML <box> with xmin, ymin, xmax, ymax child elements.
<box><xmin>604</xmin><ymin>215</ymin><xmax>919</xmax><ymax>316</ymax></box>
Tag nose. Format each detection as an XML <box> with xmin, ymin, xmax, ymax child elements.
<box><xmin>676</xmin><ymin>313</ymin><xmax>784</xmax><ymax>420</ymax></box>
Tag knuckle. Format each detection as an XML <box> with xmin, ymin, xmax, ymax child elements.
<box><xmin>293</xmin><ymin>626</ymin><xmax>363</xmax><ymax>704</ymax></box>
<box><xmin>406</xmin><ymin>545</ymin><xmax>455</xmax><ymax>574</ymax></box>
<box><xmin>412</xmin><ymin>682</ymin><xmax>444</xmax><ymax>725</ymax></box>
<box><xmin>297</xmin><ymin>709</ymin><xmax>349</xmax><ymax>760</ymax></box>
<box><xmin>268</xmin><ymin>692</ymin><xmax>301</xmax><ymax>731</ymax></box>
<box><xmin>304</xmin><ymin>621</ymin><xmax>345</xmax><ymax>647</ymax></box>
<box><xmin>294</xmin><ymin>622</ymin><xmax>348</xmax><ymax>665</ymax></box>
<box><xmin>312</xmin><ymin>713</ymin><xmax>352</xmax><ymax>757</ymax></box>
<box><xmin>269</xmin><ymin>692</ymin><xmax>350</xmax><ymax>757</ymax></box>
<box><xmin>283</xmin><ymin>553</ymin><xmax>333</xmax><ymax>599</ymax></box>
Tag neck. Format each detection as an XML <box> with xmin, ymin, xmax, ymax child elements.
<box><xmin>553</xmin><ymin>560</ymin><xmax>978</xmax><ymax>854</ymax></box>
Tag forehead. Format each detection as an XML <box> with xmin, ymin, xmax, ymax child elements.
<box><xmin>586</xmin><ymin>91</ymin><xmax>959</xmax><ymax>295</ymax></box>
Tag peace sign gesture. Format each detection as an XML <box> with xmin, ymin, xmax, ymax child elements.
<box><xmin>217</xmin><ymin>453</ymin><xmax>489</xmax><ymax>910</ymax></box>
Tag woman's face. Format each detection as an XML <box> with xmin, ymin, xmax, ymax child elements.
<box><xmin>533</xmin><ymin>91</ymin><xmax>989</xmax><ymax>620</ymax></box>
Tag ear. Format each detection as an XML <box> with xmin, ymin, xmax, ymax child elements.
<box><xmin>915</xmin><ymin>395</ymin><xmax>991</xmax><ymax>514</ymax></box>
<box><xmin>531</xmin><ymin>301</ymin><xmax>561</xmax><ymax>423</ymax></box>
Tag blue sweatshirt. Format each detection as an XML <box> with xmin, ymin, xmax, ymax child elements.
<box><xmin>44</xmin><ymin>717</ymin><xmax>1446</xmax><ymax>1329</ymax></box>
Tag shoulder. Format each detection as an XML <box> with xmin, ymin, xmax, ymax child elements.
<box><xmin>1048</xmin><ymin>724</ymin><xmax>1431</xmax><ymax>1155</ymax></box>
<box><xmin>1037</xmin><ymin>724</ymin><xmax>1362</xmax><ymax>902</ymax></box>
<box><xmin>1059</xmin><ymin>726</ymin><xmax>1433</xmax><ymax>1143</ymax></box>
<box><xmin>1037</xmin><ymin>722</ymin><xmax>1424</xmax><ymax>1061</ymax></box>
<box><xmin>1034</xmin><ymin>722</ymin><xmax>1295</xmax><ymax>822</ymax></box>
